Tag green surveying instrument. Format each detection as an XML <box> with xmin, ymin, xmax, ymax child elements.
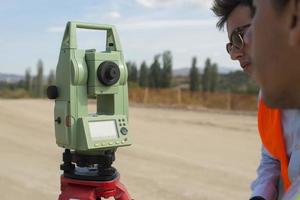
<box><xmin>47</xmin><ymin>21</ymin><xmax>132</xmax><ymax>200</ymax></box>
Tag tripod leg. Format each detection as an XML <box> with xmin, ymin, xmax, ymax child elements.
<box><xmin>114</xmin><ymin>181</ymin><xmax>132</xmax><ymax>200</ymax></box>
<box><xmin>59</xmin><ymin>178</ymin><xmax>97</xmax><ymax>200</ymax></box>
<box><xmin>59</xmin><ymin>187</ymin><xmax>97</xmax><ymax>200</ymax></box>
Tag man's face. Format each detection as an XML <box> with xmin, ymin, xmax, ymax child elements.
<box><xmin>251</xmin><ymin>0</ymin><xmax>300</xmax><ymax>108</ymax></box>
<box><xmin>226</xmin><ymin>5</ymin><xmax>253</xmax><ymax>76</ymax></box>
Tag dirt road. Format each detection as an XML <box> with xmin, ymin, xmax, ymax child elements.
<box><xmin>0</xmin><ymin>99</ymin><xmax>260</xmax><ymax>200</ymax></box>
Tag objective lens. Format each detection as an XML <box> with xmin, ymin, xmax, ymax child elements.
<box><xmin>97</xmin><ymin>61</ymin><xmax>120</xmax><ymax>86</ymax></box>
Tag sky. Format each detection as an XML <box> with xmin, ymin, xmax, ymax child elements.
<box><xmin>0</xmin><ymin>0</ymin><xmax>240</xmax><ymax>75</ymax></box>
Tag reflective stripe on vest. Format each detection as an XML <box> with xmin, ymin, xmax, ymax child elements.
<box><xmin>258</xmin><ymin>99</ymin><xmax>291</xmax><ymax>191</ymax></box>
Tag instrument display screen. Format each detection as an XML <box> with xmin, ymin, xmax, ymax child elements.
<box><xmin>88</xmin><ymin>120</ymin><xmax>118</xmax><ymax>139</ymax></box>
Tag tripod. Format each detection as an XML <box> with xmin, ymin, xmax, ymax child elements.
<box><xmin>58</xmin><ymin>149</ymin><xmax>132</xmax><ymax>200</ymax></box>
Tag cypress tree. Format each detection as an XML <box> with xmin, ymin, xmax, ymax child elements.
<box><xmin>48</xmin><ymin>69</ymin><xmax>56</xmax><ymax>86</ymax></box>
<box><xmin>189</xmin><ymin>57</ymin><xmax>200</xmax><ymax>91</ymax></box>
<box><xmin>130</xmin><ymin>62</ymin><xmax>138</xmax><ymax>82</ymax></box>
<box><xmin>37</xmin><ymin>60</ymin><xmax>44</xmax><ymax>97</ymax></box>
<box><xmin>161</xmin><ymin>51</ymin><xmax>172</xmax><ymax>88</ymax></box>
<box><xmin>149</xmin><ymin>55</ymin><xmax>161</xmax><ymax>88</ymax></box>
<box><xmin>139</xmin><ymin>61</ymin><xmax>148</xmax><ymax>87</ymax></box>
<box><xmin>202</xmin><ymin>58</ymin><xmax>211</xmax><ymax>92</ymax></box>
<box><xmin>209</xmin><ymin>63</ymin><xmax>218</xmax><ymax>92</ymax></box>
<box><xmin>25</xmin><ymin>68</ymin><xmax>32</xmax><ymax>92</ymax></box>
<box><xmin>126</xmin><ymin>61</ymin><xmax>138</xmax><ymax>83</ymax></box>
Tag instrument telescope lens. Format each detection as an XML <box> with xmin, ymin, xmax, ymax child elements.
<box><xmin>97</xmin><ymin>61</ymin><xmax>120</xmax><ymax>86</ymax></box>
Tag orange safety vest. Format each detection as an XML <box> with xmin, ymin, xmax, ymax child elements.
<box><xmin>258</xmin><ymin>99</ymin><xmax>292</xmax><ymax>191</ymax></box>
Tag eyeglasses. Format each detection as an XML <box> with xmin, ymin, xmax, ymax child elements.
<box><xmin>226</xmin><ymin>24</ymin><xmax>251</xmax><ymax>54</ymax></box>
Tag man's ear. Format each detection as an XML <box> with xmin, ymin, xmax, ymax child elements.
<box><xmin>289</xmin><ymin>0</ymin><xmax>300</xmax><ymax>46</ymax></box>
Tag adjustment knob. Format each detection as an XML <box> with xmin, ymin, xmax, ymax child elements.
<box><xmin>47</xmin><ymin>85</ymin><xmax>59</xmax><ymax>99</ymax></box>
<box><xmin>121</xmin><ymin>127</ymin><xmax>128</xmax><ymax>135</ymax></box>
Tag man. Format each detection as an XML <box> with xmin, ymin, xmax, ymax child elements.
<box><xmin>251</xmin><ymin>0</ymin><xmax>300</xmax><ymax>109</ymax></box>
<box><xmin>212</xmin><ymin>1</ymin><xmax>300</xmax><ymax>199</ymax></box>
<box><xmin>249</xmin><ymin>1</ymin><xmax>300</xmax><ymax>199</ymax></box>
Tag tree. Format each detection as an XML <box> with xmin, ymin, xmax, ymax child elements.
<box><xmin>217</xmin><ymin>70</ymin><xmax>259</xmax><ymax>94</ymax></box>
<box><xmin>126</xmin><ymin>61</ymin><xmax>132</xmax><ymax>81</ymax></box>
<box><xmin>202</xmin><ymin>58</ymin><xmax>211</xmax><ymax>92</ymax></box>
<box><xmin>32</xmin><ymin>76</ymin><xmax>38</xmax><ymax>97</ymax></box>
<box><xmin>36</xmin><ymin>59</ymin><xmax>44</xmax><ymax>98</ymax></box>
<box><xmin>209</xmin><ymin>63</ymin><xmax>218</xmax><ymax>92</ymax></box>
<box><xmin>130</xmin><ymin>62</ymin><xmax>138</xmax><ymax>82</ymax></box>
<box><xmin>149</xmin><ymin>55</ymin><xmax>161</xmax><ymax>88</ymax></box>
<box><xmin>161</xmin><ymin>51</ymin><xmax>173</xmax><ymax>88</ymax></box>
<box><xmin>202</xmin><ymin>58</ymin><xmax>219</xmax><ymax>92</ymax></box>
<box><xmin>24</xmin><ymin>68</ymin><xmax>32</xmax><ymax>92</ymax></box>
<box><xmin>126</xmin><ymin>61</ymin><xmax>138</xmax><ymax>83</ymax></box>
<box><xmin>139</xmin><ymin>61</ymin><xmax>148</xmax><ymax>87</ymax></box>
<box><xmin>48</xmin><ymin>69</ymin><xmax>55</xmax><ymax>86</ymax></box>
<box><xmin>189</xmin><ymin>57</ymin><xmax>200</xmax><ymax>91</ymax></box>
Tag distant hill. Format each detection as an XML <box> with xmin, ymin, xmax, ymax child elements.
<box><xmin>173</xmin><ymin>68</ymin><xmax>190</xmax><ymax>76</ymax></box>
<box><xmin>173</xmin><ymin>67</ymin><xmax>234</xmax><ymax>76</ymax></box>
<box><xmin>0</xmin><ymin>73</ymin><xmax>23</xmax><ymax>83</ymax></box>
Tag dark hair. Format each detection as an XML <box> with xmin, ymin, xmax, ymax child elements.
<box><xmin>272</xmin><ymin>0</ymin><xmax>290</xmax><ymax>11</ymax></box>
<box><xmin>211</xmin><ymin>0</ymin><xmax>253</xmax><ymax>30</ymax></box>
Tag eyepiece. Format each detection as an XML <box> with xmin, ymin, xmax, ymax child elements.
<box><xmin>47</xmin><ymin>85</ymin><xmax>59</xmax><ymax>99</ymax></box>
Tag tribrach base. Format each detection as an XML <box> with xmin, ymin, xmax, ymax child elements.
<box><xmin>58</xmin><ymin>175</ymin><xmax>132</xmax><ymax>200</ymax></box>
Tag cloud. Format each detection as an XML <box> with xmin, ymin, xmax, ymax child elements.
<box><xmin>83</xmin><ymin>10</ymin><xmax>121</xmax><ymax>22</ymax></box>
<box><xmin>188</xmin><ymin>0</ymin><xmax>212</xmax><ymax>8</ymax></box>
<box><xmin>118</xmin><ymin>19</ymin><xmax>215</xmax><ymax>30</ymax></box>
<box><xmin>103</xmin><ymin>11</ymin><xmax>121</xmax><ymax>20</ymax></box>
<box><xmin>135</xmin><ymin>0</ymin><xmax>174</xmax><ymax>8</ymax></box>
<box><xmin>47</xmin><ymin>26</ymin><xmax>64</xmax><ymax>33</ymax></box>
<box><xmin>82</xmin><ymin>1</ymin><xmax>122</xmax><ymax>22</ymax></box>
<box><xmin>135</xmin><ymin>0</ymin><xmax>212</xmax><ymax>9</ymax></box>
<box><xmin>47</xmin><ymin>18</ymin><xmax>215</xmax><ymax>33</ymax></box>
